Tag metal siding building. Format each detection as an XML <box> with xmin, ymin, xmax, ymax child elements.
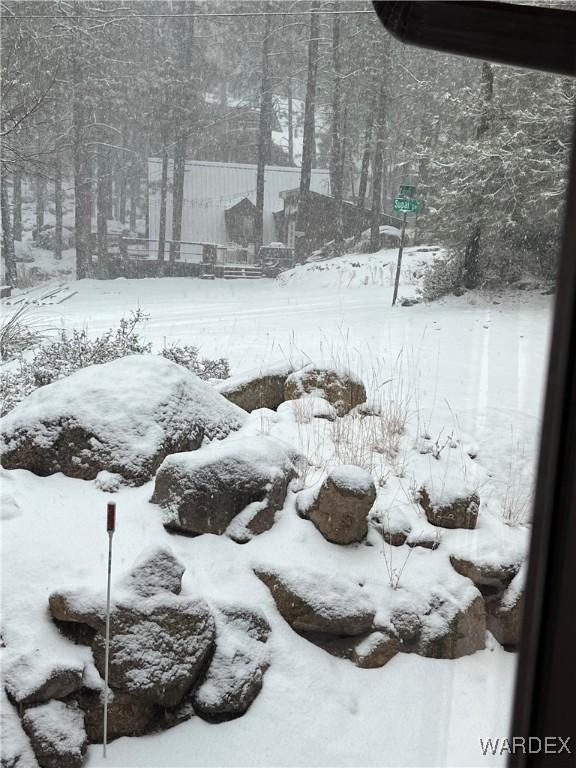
<box><xmin>148</xmin><ymin>159</ymin><xmax>331</xmax><ymax>245</ymax></box>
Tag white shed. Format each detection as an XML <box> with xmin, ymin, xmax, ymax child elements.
<box><xmin>148</xmin><ymin>159</ymin><xmax>331</xmax><ymax>247</ymax></box>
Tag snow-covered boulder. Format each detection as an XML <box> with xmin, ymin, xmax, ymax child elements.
<box><xmin>255</xmin><ymin>568</ymin><xmax>375</xmax><ymax>636</ymax></box>
<box><xmin>419</xmin><ymin>482</ymin><xmax>480</xmax><ymax>530</ymax></box>
<box><xmin>486</xmin><ymin>568</ymin><xmax>524</xmax><ymax>648</ymax></box>
<box><xmin>119</xmin><ymin>546</ymin><xmax>185</xmax><ymax>598</ymax></box>
<box><xmin>392</xmin><ymin>590</ymin><xmax>486</xmax><ymax>659</ymax></box>
<box><xmin>3</xmin><ymin>653</ymin><xmax>84</xmax><ymax>707</ymax></box>
<box><xmin>152</xmin><ymin>435</ymin><xmax>300</xmax><ymax>540</ymax></box>
<box><xmin>91</xmin><ymin>596</ymin><xmax>215</xmax><ymax>707</ymax></box>
<box><xmin>216</xmin><ymin>360</ymin><xmax>297</xmax><ymax>412</ymax></box>
<box><xmin>14</xmin><ymin>240</ymin><xmax>34</xmax><ymax>263</ymax></box>
<box><xmin>449</xmin><ymin>554</ymin><xmax>521</xmax><ymax>590</ymax></box>
<box><xmin>0</xmin><ymin>355</ymin><xmax>246</xmax><ymax>485</ymax></box>
<box><xmin>21</xmin><ymin>700</ymin><xmax>87</xmax><ymax>768</ymax></box>
<box><xmin>284</xmin><ymin>365</ymin><xmax>367</xmax><ymax>416</ymax></box>
<box><xmin>192</xmin><ymin>605</ymin><xmax>271</xmax><ymax>720</ymax></box>
<box><xmin>306</xmin><ymin>465</ymin><xmax>376</xmax><ymax>545</ymax></box>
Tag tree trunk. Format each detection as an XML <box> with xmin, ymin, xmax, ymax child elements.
<box><xmin>129</xmin><ymin>166</ymin><xmax>138</xmax><ymax>233</ymax></box>
<box><xmin>287</xmin><ymin>79</ymin><xmax>294</xmax><ymax>166</ymax></box>
<box><xmin>119</xmin><ymin>161</ymin><xmax>127</xmax><ymax>224</ymax></box>
<box><xmin>1</xmin><ymin>166</ymin><xmax>18</xmax><ymax>286</ymax></box>
<box><xmin>357</xmin><ymin>109</ymin><xmax>373</xmax><ymax>210</ymax></box>
<box><xmin>330</xmin><ymin>7</ymin><xmax>344</xmax><ymax>250</ymax></box>
<box><xmin>370</xmin><ymin>83</ymin><xmax>386</xmax><ymax>251</ymax></box>
<box><xmin>254</xmin><ymin>6</ymin><xmax>273</xmax><ymax>255</ymax></box>
<box><xmin>13</xmin><ymin>169</ymin><xmax>22</xmax><ymax>241</ymax></box>
<box><xmin>463</xmin><ymin>62</ymin><xmax>494</xmax><ymax>288</ymax></box>
<box><xmin>157</xmin><ymin>124</ymin><xmax>169</xmax><ymax>270</ymax></box>
<box><xmin>96</xmin><ymin>151</ymin><xmax>109</xmax><ymax>276</ymax></box>
<box><xmin>72</xmin><ymin>57</ymin><xmax>92</xmax><ymax>279</ymax></box>
<box><xmin>54</xmin><ymin>155</ymin><xmax>63</xmax><ymax>260</ymax></box>
<box><xmin>171</xmin><ymin>9</ymin><xmax>194</xmax><ymax>260</ymax></box>
<box><xmin>143</xmin><ymin>142</ymin><xmax>150</xmax><ymax>240</ymax></box>
<box><xmin>35</xmin><ymin>173</ymin><xmax>45</xmax><ymax>237</ymax></box>
<box><xmin>296</xmin><ymin>0</ymin><xmax>320</xmax><ymax>259</ymax></box>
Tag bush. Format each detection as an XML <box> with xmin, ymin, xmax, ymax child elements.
<box><xmin>419</xmin><ymin>254</ymin><xmax>463</xmax><ymax>301</ymax></box>
<box><xmin>0</xmin><ymin>309</ymin><xmax>230</xmax><ymax>415</ymax></box>
<box><xmin>161</xmin><ymin>344</ymin><xmax>229</xmax><ymax>381</ymax></box>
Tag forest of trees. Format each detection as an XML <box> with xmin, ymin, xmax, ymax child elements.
<box><xmin>1</xmin><ymin>0</ymin><xmax>574</xmax><ymax>289</ymax></box>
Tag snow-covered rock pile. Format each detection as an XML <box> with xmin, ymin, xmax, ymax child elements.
<box><xmin>1</xmin><ymin>356</ymin><xmax>530</xmax><ymax>765</ymax></box>
<box><xmin>217</xmin><ymin>359</ymin><xmax>365</xmax><ymax>416</ymax></box>
<box><xmin>0</xmin><ymin>355</ymin><xmax>246</xmax><ymax>485</ymax></box>
<box><xmin>152</xmin><ymin>435</ymin><xmax>302</xmax><ymax>542</ymax></box>
<box><xmin>284</xmin><ymin>364</ymin><xmax>366</xmax><ymax>416</ymax></box>
<box><xmin>3</xmin><ymin>547</ymin><xmax>273</xmax><ymax>768</ymax></box>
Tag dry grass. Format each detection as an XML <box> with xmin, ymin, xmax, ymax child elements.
<box><xmin>0</xmin><ymin>304</ymin><xmax>45</xmax><ymax>362</ymax></box>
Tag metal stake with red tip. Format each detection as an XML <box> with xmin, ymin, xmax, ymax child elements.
<box><xmin>103</xmin><ymin>502</ymin><xmax>116</xmax><ymax>758</ymax></box>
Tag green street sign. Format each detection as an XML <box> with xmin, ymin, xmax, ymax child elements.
<box><xmin>399</xmin><ymin>184</ymin><xmax>416</xmax><ymax>198</ymax></box>
<box><xmin>393</xmin><ymin>196</ymin><xmax>419</xmax><ymax>213</ymax></box>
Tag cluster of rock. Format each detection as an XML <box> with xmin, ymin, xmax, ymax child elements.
<box><xmin>4</xmin><ymin>548</ymin><xmax>270</xmax><ymax>768</ymax></box>
<box><xmin>217</xmin><ymin>361</ymin><xmax>366</xmax><ymax>416</ymax></box>
<box><xmin>1</xmin><ymin>355</ymin><xmax>526</xmax><ymax>766</ymax></box>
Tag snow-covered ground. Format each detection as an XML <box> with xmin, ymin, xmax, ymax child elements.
<box><xmin>1</xmin><ymin>248</ymin><xmax>553</xmax><ymax>767</ymax></box>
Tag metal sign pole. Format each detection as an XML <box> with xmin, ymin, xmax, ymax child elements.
<box><xmin>103</xmin><ymin>501</ymin><xmax>116</xmax><ymax>759</ymax></box>
<box><xmin>392</xmin><ymin>211</ymin><xmax>407</xmax><ymax>306</ymax></box>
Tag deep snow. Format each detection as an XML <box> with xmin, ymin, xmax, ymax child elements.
<box><xmin>1</xmin><ymin>247</ymin><xmax>553</xmax><ymax>767</ymax></box>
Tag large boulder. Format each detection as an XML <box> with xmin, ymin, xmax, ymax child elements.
<box><xmin>91</xmin><ymin>595</ymin><xmax>215</xmax><ymax>707</ymax></box>
<box><xmin>3</xmin><ymin>653</ymin><xmax>84</xmax><ymax>707</ymax></box>
<box><xmin>216</xmin><ymin>361</ymin><xmax>297</xmax><ymax>412</ymax></box>
<box><xmin>192</xmin><ymin>606</ymin><xmax>271</xmax><ymax>721</ymax></box>
<box><xmin>21</xmin><ymin>701</ymin><xmax>87</xmax><ymax>768</ymax></box>
<box><xmin>419</xmin><ymin>483</ymin><xmax>480</xmax><ymax>530</ymax></box>
<box><xmin>307</xmin><ymin>465</ymin><xmax>376</xmax><ymax>544</ymax></box>
<box><xmin>0</xmin><ymin>355</ymin><xmax>246</xmax><ymax>485</ymax></box>
<box><xmin>393</xmin><ymin>591</ymin><xmax>486</xmax><ymax>659</ymax></box>
<box><xmin>486</xmin><ymin>570</ymin><xmax>524</xmax><ymax>648</ymax></box>
<box><xmin>152</xmin><ymin>436</ymin><xmax>300</xmax><ymax>540</ymax></box>
<box><xmin>284</xmin><ymin>365</ymin><xmax>367</xmax><ymax>416</ymax></box>
<box><xmin>255</xmin><ymin>568</ymin><xmax>375</xmax><ymax>636</ymax></box>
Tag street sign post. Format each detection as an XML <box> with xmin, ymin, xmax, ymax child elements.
<box><xmin>392</xmin><ymin>188</ymin><xmax>418</xmax><ymax>306</ymax></box>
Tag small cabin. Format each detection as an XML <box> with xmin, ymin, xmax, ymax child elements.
<box><xmin>224</xmin><ymin>197</ymin><xmax>256</xmax><ymax>247</ymax></box>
